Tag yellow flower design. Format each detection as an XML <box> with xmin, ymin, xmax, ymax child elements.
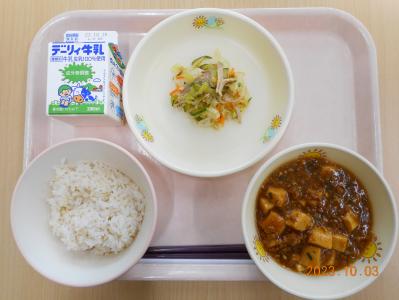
<box><xmin>193</xmin><ymin>16</ymin><xmax>207</xmax><ymax>28</ymax></box>
<box><xmin>262</xmin><ymin>114</ymin><xmax>282</xmax><ymax>143</ymax></box>
<box><xmin>270</xmin><ymin>115</ymin><xmax>282</xmax><ymax>129</ymax></box>
<box><xmin>301</xmin><ymin>149</ymin><xmax>327</xmax><ymax>159</ymax></box>
<box><xmin>361</xmin><ymin>236</ymin><xmax>382</xmax><ymax>263</ymax></box>
<box><xmin>135</xmin><ymin>114</ymin><xmax>154</xmax><ymax>143</ymax></box>
<box><xmin>142</xmin><ymin>130</ymin><xmax>154</xmax><ymax>142</ymax></box>
<box><xmin>253</xmin><ymin>236</ymin><xmax>270</xmax><ymax>262</ymax></box>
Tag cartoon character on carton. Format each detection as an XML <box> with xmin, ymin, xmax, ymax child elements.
<box><xmin>81</xmin><ymin>86</ymin><xmax>96</xmax><ymax>101</ymax></box>
<box><xmin>71</xmin><ymin>84</ymin><xmax>97</xmax><ymax>104</ymax></box>
<box><xmin>72</xmin><ymin>86</ymin><xmax>84</xmax><ymax>104</ymax></box>
<box><xmin>58</xmin><ymin>84</ymin><xmax>73</xmax><ymax>107</ymax></box>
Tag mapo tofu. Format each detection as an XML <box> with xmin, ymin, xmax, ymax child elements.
<box><xmin>255</xmin><ymin>156</ymin><xmax>373</xmax><ymax>273</ymax></box>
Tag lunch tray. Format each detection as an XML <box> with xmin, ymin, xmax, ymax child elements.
<box><xmin>24</xmin><ymin>8</ymin><xmax>382</xmax><ymax>280</ymax></box>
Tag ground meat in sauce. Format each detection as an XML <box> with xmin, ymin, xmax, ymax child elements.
<box><xmin>255</xmin><ymin>156</ymin><xmax>373</xmax><ymax>273</ymax></box>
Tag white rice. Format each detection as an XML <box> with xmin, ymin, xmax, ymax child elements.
<box><xmin>47</xmin><ymin>160</ymin><xmax>145</xmax><ymax>255</ymax></box>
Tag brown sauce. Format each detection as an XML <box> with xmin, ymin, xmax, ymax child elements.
<box><xmin>255</xmin><ymin>156</ymin><xmax>373</xmax><ymax>273</ymax></box>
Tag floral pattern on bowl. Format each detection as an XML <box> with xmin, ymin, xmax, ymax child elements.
<box><xmin>192</xmin><ymin>16</ymin><xmax>224</xmax><ymax>29</ymax></box>
<box><xmin>135</xmin><ymin>114</ymin><xmax>154</xmax><ymax>142</ymax></box>
<box><xmin>262</xmin><ymin>115</ymin><xmax>282</xmax><ymax>142</ymax></box>
<box><xmin>300</xmin><ymin>148</ymin><xmax>327</xmax><ymax>159</ymax></box>
<box><xmin>253</xmin><ymin>234</ymin><xmax>270</xmax><ymax>263</ymax></box>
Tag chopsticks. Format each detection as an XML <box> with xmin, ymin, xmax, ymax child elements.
<box><xmin>143</xmin><ymin>244</ymin><xmax>251</xmax><ymax>259</ymax></box>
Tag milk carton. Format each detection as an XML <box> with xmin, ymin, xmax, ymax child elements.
<box><xmin>46</xmin><ymin>31</ymin><xmax>125</xmax><ymax>125</ymax></box>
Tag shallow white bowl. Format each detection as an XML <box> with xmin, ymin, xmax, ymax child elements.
<box><xmin>242</xmin><ymin>143</ymin><xmax>398</xmax><ymax>299</ymax></box>
<box><xmin>11</xmin><ymin>138</ymin><xmax>157</xmax><ymax>287</ymax></box>
<box><xmin>123</xmin><ymin>8</ymin><xmax>294</xmax><ymax>177</ymax></box>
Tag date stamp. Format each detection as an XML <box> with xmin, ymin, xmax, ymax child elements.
<box><xmin>305</xmin><ymin>265</ymin><xmax>379</xmax><ymax>277</ymax></box>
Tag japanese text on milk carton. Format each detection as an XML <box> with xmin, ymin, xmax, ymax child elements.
<box><xmin>46</xmin><ymin>33</ymin><xmax>125</xmax><ymax>124</ymax></box>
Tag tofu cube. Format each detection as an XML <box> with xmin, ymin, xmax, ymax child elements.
<box><xmin>323</xmin><ymin>250</ymin><xmax>336</xmax><ymax>266</ymax></box>
<box><xmin>343</xmin><ymin>210</ymin><xmax>359</xmax><ymax>232</ymax></box>
<box><xmin>261</xmin><ymin>211</ymin><xmax>286</xmax><ymax>234</ymax></box>
<box><xmin>332</xmin><ymin>233</ymin><xmax>348</xmax><ymax>252</ymax></box>
<box><xmin>308</xmin><ymin>227</ymin><xmax>333</xmax><ymax>249</ymax></box>
<box><xmin>300</xmin><ymin>245</ymin><xmax>321</xmax><ymax>267</ymax></box>
<box><xmin>321</xmin><ymin>165</ymin><xmax>337</xmax><ymax>177</ymax></box>
<box><xmin>259</xmin><ymin>197</ymin><xmax>274</xmax><ymax>214</ymax></box>
<box><xmin>286</xmin><ymin>209</ymin><xmax>313</xmax><ymax>231</ymax></box>
<box><xmin>267</xmin><ymin>187</ymin><xmax>289</xmax><ymax>207</ymax></box>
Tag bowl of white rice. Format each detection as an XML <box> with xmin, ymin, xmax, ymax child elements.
<box><xmin>11</xmin><ymin>138</ymin><xmax>157</xmax><ymax>286</ymax></box>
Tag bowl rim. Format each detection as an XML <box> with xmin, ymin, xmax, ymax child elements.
<box><xmin>241</xmin><ymin>142</ymin><xmax>398</xmax><ymax>299</ymax></box>
<box><xmin>123</xmin><ymin>7</ymin><xmax>295</xmax><ymax>178</ymax></box>
<box><xmin>10</xmin><ymin>137</ymin><xmax>158</xmax><ymax>287</ymax></box>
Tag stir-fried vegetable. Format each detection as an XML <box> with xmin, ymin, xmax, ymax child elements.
<box><xmin>169</xmin><ymin>50</ymin><xmax>251</xmax><ymax>129</ymax></box>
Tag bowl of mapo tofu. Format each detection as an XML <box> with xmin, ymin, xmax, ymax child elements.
<box><xmin>242</xmin><ymin>143</ymin><xmax>398</xmax><ymax>299</ymax></box>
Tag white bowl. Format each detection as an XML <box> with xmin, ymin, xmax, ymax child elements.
<box><xmin>242</xmin><ymin>143</ymin><xmax>398</xmax><ymax>299</ymax></box>
<box><xmin>11</xmin><ymin>138</ymin><xmax>157</xmax><ymax>287</ymax></box>
<box><xmin>123</xmin><ymin>8</ymin><xmax>294</xmax><ymax>177</ymax></box>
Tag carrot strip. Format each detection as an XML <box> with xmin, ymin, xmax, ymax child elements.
<box><xmin>169</xmin><ymin>86</ymin><xmax>183</xmax><ymax>96</ymax></box>
<box><xmin>225</xmin><ymin>102</ymin><xmax>234</xmax><ymax>110</ymax></box>
<box><xmin>217</xmin><ymin>114</ymin><xmax>225</xmax><ymax>125</ymax></box>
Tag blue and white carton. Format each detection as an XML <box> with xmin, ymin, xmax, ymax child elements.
<box><xmin>46</xmin><ymin>31</ymin><xmax>125</xmax><ymax>125</ymax></box>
